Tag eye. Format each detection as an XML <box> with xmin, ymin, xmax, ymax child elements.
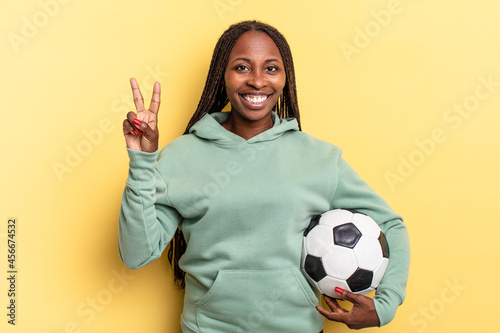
<box><xmin>235</xmin><ymin>64</ymin><xmax>249</xmax><ymax>71</ymax></box>
<box><xmin>266</xmin><ymin>65</ymin><xmax>279</xmax><ymax>72</ymax></box>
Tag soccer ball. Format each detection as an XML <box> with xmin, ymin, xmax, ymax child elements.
<box><xmin>301</xmin><ymin>209</ymin><xmax>389</xmax><ymax>298</ymax></box>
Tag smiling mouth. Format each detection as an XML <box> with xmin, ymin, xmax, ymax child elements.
<box><xmin>241</xmin><ymin>94</ymin><xmax>270</xmax><ymax>104</ymax></box>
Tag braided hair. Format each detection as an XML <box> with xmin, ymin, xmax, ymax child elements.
<box><xmin>167</xmin><ymin>20</ymin><xmax>301</xmax><ymax>289</ymax></box>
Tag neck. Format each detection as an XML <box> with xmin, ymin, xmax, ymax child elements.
<box><xmin>221</xmin><ymin>111</ymin><xmax>274</xmax><ymax>140</ymax></box>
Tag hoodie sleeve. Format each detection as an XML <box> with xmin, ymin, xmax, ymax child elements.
<box><xmin>330</xmin><ymin>152</ymin><xmax>410</xmax><ymax>327</ymax></box>
<box><xmin>118</xmin><ymin>148</ymin><xmax>182</xmax><ymax>269</ymax></box>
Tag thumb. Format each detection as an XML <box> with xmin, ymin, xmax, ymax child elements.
<box><xmin>132</xmin><ymin>117</ymin><xmax>149</xmax><ymax>134</ymax></box>
<box><xmin>129</xmin><ymin>115</ymin><xmax>155</xmax><ymax>138</ymax></box>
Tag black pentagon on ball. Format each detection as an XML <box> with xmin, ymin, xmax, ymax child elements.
<box><xmin>378</xmin><ymin>231</ymin><xmax>390</xmax><ymax>258</ymax></box>
<box><xmin>304</xmin><ymin>215</ymin><xmax>321</xmax><ymax>236</ymax></box>
<box><xmin>333</xmin><ymin>223</ymin><xmax>362</xmax><ymax>249</ymax></box>
<box><xmin>346</xmin><ymin>268</ymin><xmax>373</xmax><ymax>292</ymax></box>
<box><xmin>304</xmin><ymin>255</ymin><xmax>327</xmax><ymax>282</ymax></box>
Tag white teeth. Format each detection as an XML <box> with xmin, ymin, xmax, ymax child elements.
<box><xmin>243</xmin><ymin>95</ymin><xmax>268</xmax><ymax>104</ymax></box>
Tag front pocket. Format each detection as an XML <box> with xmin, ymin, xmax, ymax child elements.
<box><xmin>195</xmin><ymin>267</ymin><xmax>322</xmax><ymax>333</ymax></box>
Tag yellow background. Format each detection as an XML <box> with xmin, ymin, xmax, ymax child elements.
<box><xmin>1</xmin><ymin>0</ymin><xmax>499</xmax><ymax>332</ymax></box>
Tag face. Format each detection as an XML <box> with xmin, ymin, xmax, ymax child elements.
<box><xmin>224</xmin><ymin>30</ymin><xmax>286</xmax><ymax>123</ymax></box>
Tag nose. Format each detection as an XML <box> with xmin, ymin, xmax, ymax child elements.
<box><xmin>246</xmin><ymin>70</ymin><xmax>266</xmax><ymax>89</ymax></box>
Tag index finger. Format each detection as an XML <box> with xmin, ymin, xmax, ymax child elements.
<box><xmin>148</xmin><ymin>81</ymin><xmax>161</xmax><ymax>114</ymax></box>
<box><xmin>130</xmin><ymin>77</ymin><xmax>146</xmax><ymax>112</ymax></box>
<box><xmin>316</xmin><ymin>305</ymin><xmax>347</xmax><ymax>323</ymax></box>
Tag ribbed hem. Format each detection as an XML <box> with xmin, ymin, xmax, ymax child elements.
<box><xmin>126</xmin><ymin>148</ymin><xmax>159</xmax><ymax>184</ymax></box>
<box><xmin>373</xmin><ymin>286</ymin><xmax>404</xmax><ymax>326</ymax></box>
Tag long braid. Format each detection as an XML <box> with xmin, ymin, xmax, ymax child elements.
<box><xmin>168</xmin><ymin>20</ymin><xmax>301</xmax><ymax>289</ymax></box>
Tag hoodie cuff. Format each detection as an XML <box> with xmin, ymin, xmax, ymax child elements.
<box><xmin>126</xmin><ymin>148</ymin><xmax>159</xmax><ymax>184</ymax></box>
<box><xmin>373</xmin><ymin>287</ymin><xmax>404</xmax><ymax>326</ymax></box>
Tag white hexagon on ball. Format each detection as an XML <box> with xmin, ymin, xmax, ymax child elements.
<box><xmin>322</xmin><ymin>245</ymin><xmax>357</xmax><ymax>280</ymax></box>
<box><xmin>319</xmin><ymin>209</ymin><xmax>353</xmax><ymax>228</ymax></box>
<box><xmin>353</xmin><ymin>236</ymin><xmax>383</xmax><ymax>271</ymax></box>
<box><xmin>305</xmin><ymin>224</ymin><xmax>334</xmax><ymax>257</ymax></box>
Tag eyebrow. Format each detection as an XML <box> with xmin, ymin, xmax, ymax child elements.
<box><xmin>231</xmin><ymin>57</ymin><xmax>282</xmax><ymax>64</ymax></box>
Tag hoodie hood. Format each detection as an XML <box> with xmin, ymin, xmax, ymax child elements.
<box><xmin>189</xmin><ymin>112</ymin><xmax>299</xmax><ymax>144</ymax></box>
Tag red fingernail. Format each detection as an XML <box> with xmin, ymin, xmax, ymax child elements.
<box><xmin>133</xmin><ymin>118</ymin><xmax>142</xmax><ymax>126</ymax></box>
<box><xmin>132</xmin><ymin>129</ymin><xmax>138</xmax><ymax>135</ymax></box>
<box><xmin>137</xmin><ymin>130</ymin><xmax>143</xmax><ymax>134</ymax></box>
<box><xmin>335</xmin><ymin>287</ymin><xmax>344</xmax><ymax>294</ymax></box>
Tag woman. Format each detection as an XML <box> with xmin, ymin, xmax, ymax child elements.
<box><xmin>119</xmin><ymin>20</ymin><xmax>410</xmax><ymax>333</ymax></box>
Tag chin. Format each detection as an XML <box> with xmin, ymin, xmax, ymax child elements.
<box><xmin>239</xmin><ymin>109</ymin><xmax>274</xmax><ymax>122</ymax></box>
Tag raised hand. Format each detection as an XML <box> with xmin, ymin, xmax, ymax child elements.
<box><xmin>123</xmin><ymin>78</ymin><xmax>161</xmax><ymax>152</ymax></box>
<box><xmin>316</xmin><ymin>288</ymin><xmax>380</xmax><ymax>329</ymax></box>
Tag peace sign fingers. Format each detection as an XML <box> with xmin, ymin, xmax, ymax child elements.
<box><xmin>130</xmin><ymin>78</ymin><xmax>161</xmax><ymax>115</ymax></box>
